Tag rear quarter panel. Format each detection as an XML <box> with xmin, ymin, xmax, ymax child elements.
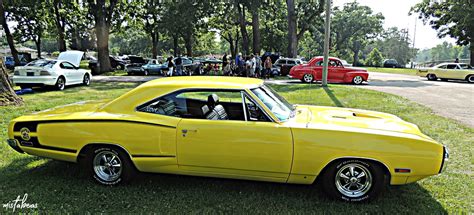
<box><xmin>288</xmin><ymin>126</ymin><xmax>443</xmax><ymax>185</ymax></box>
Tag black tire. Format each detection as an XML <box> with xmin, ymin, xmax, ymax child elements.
<box><xmin>466</xmin><ymin>75</ymin><xmax>474</xmax><ymax>83</ymax></box>
<box><xmin>352</xmin><ymin>76</ymin><xmax>364</xmax><ymax>85</ymax></box>
<box><xmin>321</xmin><ymin>159</ymin><xmax>385</xmax><ymax>202</ymax></box>
<box><xmin>302</xmin><ymin>73</ymin><xmax>314</xmax><ymax>83</ymax></box>
<box><xmin>143</xmin><ymin>70</ymin><xmax>149</xmax><ymax>76</ymax></box>
<box><xmin>85</xmin><ymin>147</ymin><xmax>136</xmax><ymax>185</ymax></box>
<box><xmin>55</xmin><ymin>76</ymin><xmax>65</xmax><ymax>91</ymax></box>
<box><xmin>427</xmin><ymin>73</ymin><xmax>437</xmax><ymax>81</ymax></box>
<box><xmin>83</xmin><ymin>74</ymin><xmax>91</xmax><ymax>86</ymax></box>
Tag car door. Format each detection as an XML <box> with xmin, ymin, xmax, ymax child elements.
<box><xmin>59</xmin><ymin>62</ymin><xmax>79</xmax><ymax>84</ymax></box>
<box><xmin>175</xmin><ymin>89</ymin><xmax>293</xmax><ymax>181</ymax></box>
<box><xmin>443</xmin><ymin>64</ymin><xmax>459</xmax><ymax>79</ymax></box>
<box><xmin>327</xmin><ymin>59</ymin><xmax>345</xmax><ymax>81</ymax></box>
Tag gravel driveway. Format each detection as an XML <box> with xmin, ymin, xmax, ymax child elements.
<box><xmin>93</xmin><ymin>73</ymin><xmax>474</xmax><ymax>127</ymax></box>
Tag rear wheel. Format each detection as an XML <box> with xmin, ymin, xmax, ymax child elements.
<box><xmin>55</xmin><ymin>76</ymin><xmax>65</xmax><ymax>91</ymax></box>
<box><xmin>83</xmin><ymin>74</ymin><xmax>91</xmax><ymax>86</ymax></box>
<box><xmin>144</xmin><ymin>70</ymin><xmax>149</xmax><ymax>76</ymax></box>
<box><xmin>302</xmin><ymin>73</ymin><xmax>314</xmax><ymax>83</ymax></box>
<box><xmin>466</xmin><ymin>75</ymin><xmax>474</xmax><ymax>83</ymax></box>
<box><xmin>427</xmin><ymin>73</ymin><xmax>437</xmax><ymax>81</ymax></box>
<box><xmin>352</xmin><ymin>76</ymin><xmax>364</xmax><ymax>85</ymax></box>
<box><xmin>321</xmin><ymin>159</ymin><xmax>385</xmax><ymax>202</ymax></box>
<box><xmin>86</xmin><ymin>147</ymin><xmax>135</xmax><ymax>185</ymax></box>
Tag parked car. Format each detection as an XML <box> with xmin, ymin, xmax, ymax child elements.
<box><xmin>89</xmin><ymin>56</ymin><xmax>127</xmax><ymax>74</ymax></box>
<box><xmin>12</xmin><ymin>50</ymin><xmax>92</xmax><ymax>90</ymax></box>
<box><xmin>142</xmin><ymin>59</ymin><xmax>167</xmax><ymax>75</ymax></box>
<box><xmin>289</xmin><ymin>56</ymin><xmax>369</xmax><ymax>84</ymax></box>
<box><xmin>417</xmin><ymin>63</ymin><xmax>474</xmax><ymax>83</ymax></box>
<box><xmin>383</xmin><ymin>59</ymin><xmax>401</xmax><ymax>68</ymax></box>
<box><xmin>125</xmin><ymin>56</ymin><xmax>147</xmax><ymax>75</ymax></box>
<box><xmin>7</xmin><ymin>77</ymin><xmax>447</xmax><ymax>202</ymax></box>
<box><xmin>340</xmin><ymin>59</ymin><xmax>352</xmax><ymax>67</ymax></box>
<box><xmin>173</xmin><ymin>57</ymin><xmax>202</xmax><ymax>75</ymax></box>
<box><xmin>3</xmin><ymin>55</ymin><xmax>30</xmax><ymax>70</ymax></box>
<box><xmin>274</xmin><ymin>58</ymin><xmax>304</xmax><ymax>76</ymax></box>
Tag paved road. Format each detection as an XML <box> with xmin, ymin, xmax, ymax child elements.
<box><xmin>93</xmin><ymin>72</ymin><xmax>474</xmax><ymax>127</ymax></box>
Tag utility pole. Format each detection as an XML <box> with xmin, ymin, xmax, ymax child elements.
<box><xmin>322</xmin><ymin>0</ymin><xmax>331</xmax><ymax>87</ymax></box>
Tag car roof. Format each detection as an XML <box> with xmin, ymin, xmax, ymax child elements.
<box><xmin>140</xmin><ymin>76</ymin><xmax>264</xmax><ymax>89</ymax></box>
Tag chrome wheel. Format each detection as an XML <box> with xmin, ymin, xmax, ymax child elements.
<box><xmin>303</xmin><ymin>74</ymin><xmax>314</xmax><ymax>83</ymax></box>
<box><xmin>335</xmin><ymin>163</ymin><xmax>372</xmax><ymax>198</ymax></box>
<box><xmin>467</xmin><ymin>75</ymin><xmax>474</xmax><ymax>83</ymax></box>
<box><xmin>427</xmin><ymin>73</ymin><xmax>437</xmax><ymax>81</ymax></box>
<box><xmin>56</xmin><ymin>77</ymin><xmax>65</xmax><ymax>90</ymax></box>
<box><xmin>83</xmin><ymin>75</ymin><xmax>90</xmax><ymax>86</ymax></box>
<box><xmin>353</xmin><ymin>76</ymin><xmax>363</xmax><ymax>85</ymax></box>
<box><xmin>93</xmin><ymin>151</ymin><xmax>122</xmax><ymax>182</ymax></box>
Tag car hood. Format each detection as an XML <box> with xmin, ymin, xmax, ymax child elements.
<box><xmin>57</xmin><ymin>51</ymin><xmax>84</xmax><ymax>67</ymax></box>
<box><xmin>288</xmin><ymin>105</ymin><xmax>431</xmax><ymax>139</ymax></box>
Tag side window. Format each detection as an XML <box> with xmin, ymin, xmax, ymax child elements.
<box><xmin>438</xmin><ymin>65</ymin><xmax>447</xmax><ymax>69</ymax></box>
<box><xmin>60</xmin><ymin>62</ymin><xmax>75</xmax><ymax>69</ymax></box>
<box><xmin>329</xmin><ymin>60</ymin><xmax>339</xmax><ymax>67</ymax></box>
<box><xmin>315</xmin><ymin>61</ymin><xmax>323</xmax><ymax>66</ymax></box>
<box><xmin>446</xmin><ymin>64</ymin><xmax>457</xmax><ymax>69</ymax></box>
<box><xmin>243</xmin><ymin>94</ymin><xmax>270</xmax><ymax>122</ymax></box>
<box><xmin>287</xmin><ymin>60</ymin><xmax>296</xmax><ymax>65</ymax></box>
<box><xmin>137</xmin><ymin>90</ymin><xmax>245</xmax><ymax>121</ymax></box>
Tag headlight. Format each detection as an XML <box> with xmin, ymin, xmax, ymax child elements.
<box><xmin>40</xmin><ymin>70</ymin><xmax>51</xmax><ymax>76</ymax></box>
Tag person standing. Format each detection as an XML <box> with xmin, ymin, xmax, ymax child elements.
<box><xmin>264</xmin><ymin>56</ymin><xmax>272</xmax><ymax>79</ymax></box>
<box><xmin>249</xmin><ymin>54</ymin><xmax>256</xmax><ymax>77</ymax></box>
<box><xmin>167</xmin><ymin>56</ymin><xmax>175</xmax><ymax>76</ymax></box>
<box><xmin>175</xmin><ymin>55</ymin><xmax>183</xmax><ymax>76</ymax></box>
<box><xmin>255</xmin><ymin>54</ymin><xmax>262</xmax><ymax>78</ymax></box>
<box><xmin>222</xmin><ymin>53</ymin><xmax>228</xmax><ymax>69</ymax></box>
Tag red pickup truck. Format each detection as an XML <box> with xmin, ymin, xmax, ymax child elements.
<box><xmin>289</xmin><ymin>57</ymin><xmax>368</xmax><ymax>84</ymax></box>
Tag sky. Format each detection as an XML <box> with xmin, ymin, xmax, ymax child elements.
<box><xmin>333</xmin><ymin>0</ymin><xmax>457</xmax><ymax>50</ymax></box>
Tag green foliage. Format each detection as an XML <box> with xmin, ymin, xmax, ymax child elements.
<box><xmin>366</xmin><ymin>48</ymin><xmax>384</xmax><ymax>67</ymax></box>
<box><xmin>416</xmin><ymin>42</ymin><xmax>471</xmax><ymax>62</ymax></box>
<box><xmin>366</xmin><ymin>27</ymin><xmax>416</xmax><ymax>65</ymax></box>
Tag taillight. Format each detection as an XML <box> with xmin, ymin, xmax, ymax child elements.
<box><xmin>14</xmin><ymin>70</ymin><xmax>19</xmax><ymax>75</ymax></box>
<box><xmin>40</xmin><ymin>71</ymin><xmax>51</xmax><ymax>76</ymax></box>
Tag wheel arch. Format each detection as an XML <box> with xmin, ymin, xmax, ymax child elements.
<box><xmin>315</xmin><ymin>156</ymin><xmax>391</xmax><ymax>184</ymax></box>
<box><xmin>77</xmin><ymin>143</ymin><xmax>137</xmax><ymax>169</ymax></box>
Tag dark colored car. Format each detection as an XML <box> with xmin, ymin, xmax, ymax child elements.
<box><xmin>3</xmin><ymin>54</ymin><xmax>30</xmax><ymax>70</ymax></box>
<box><xmin>3</xmin><ymin>56</ymin><xmax>15</xmax><ymax>70</ymax></box>
<box><xmin>125</xmin><ymin>56</ymin><xmax>147</xmax><ymax>75</ymax></box>
<box><xmin>89</xmin><ymin>56</ymin><xmax>127</xmax><ymax>74</ymax></box>
<box><xmin>383</xmin><ymin>59</ymin><xmax>402</xmax><ymax>68</ymax></box>
<box><xmin>142</xmin><ymin>59</ymin><xmax>167</xmax><ymax>76</ymax></box>
<box><xmin>173</xmin><ymin>57</ymin><xmax>203</xmax><ymax>75</ymax></box>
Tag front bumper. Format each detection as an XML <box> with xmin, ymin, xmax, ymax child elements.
<box><xmin>439</xmin><ymin>146</ymin><xmax>449</xmax><ymax>173</ymax></box>
<box><xmin>7</xmin><ymin>139</ymin><xmax>24</xmax><ymax>154</ymax></box>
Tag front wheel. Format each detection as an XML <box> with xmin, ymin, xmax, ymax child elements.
<box><xmin>143</xmin><ymin>70</ymin><xmax>149</xmax><ymax>76</ymax></box>
<box><xmin>427</xmin><ymin>73</ymin><xmax>437</xmax><ymax>81</ymax></box>
<box><xmin>87</xmin><ymin>147</ymin><xmax>136</xmax><ymax>185</ymax></box>
<box><xmin>321</xmin><ymin>159</ymin><xmax>385</xmax><ymax>202</ymax></box>
<box><xmin>83</xmin><ymin>74</ymin><xmax>91</xmax><ymax>86</ymax></box>
<box><xmin>352</xmin><ymin>76</ymin><xmax>364</xmax><ymax>85</ymax></box>
<box><xmin>466</xmin><ymin>75</ymin><xmax>474</xmax><ymax>83</ymax></box>
<box><xmin>302</xmin><ymin>73</ymin><xmax>314</xmax><ymax>83</ymax></box>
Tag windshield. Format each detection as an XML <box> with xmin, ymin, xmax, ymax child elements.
<box><xmin>26</xmin><ymin>60</ymin><xmax>56</xmax><ymax>68</ymax></box>
<box><xmin>251</xmin><ymin>85</ymin><xmax>294</xmax><ymax>121</ymax></box>
<box><xmin>459</xmin><ymin>64</ymin><xmax>473</xmax><ymax>69</ymax></box>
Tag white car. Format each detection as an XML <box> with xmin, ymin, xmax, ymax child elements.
<box><xmin>12</xmin><ymin>51</ymin><xmax>92</xmax><ymax>90</ymax></box>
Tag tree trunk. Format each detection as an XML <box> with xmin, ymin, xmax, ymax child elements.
<box><xmin>0</xmin><ymin>0</ymin><xmax>19</xmax><ymax>65</ymax></box>
<box><xmin>236</xmin><ymin>2</ymin><xmax>250</xmax><ymax>55</ymax></box>
<box><xmin>95</xmin><ymin>15</ymin><xmax>112</xmax><ymax>73</ymax></box>
<box><xmin>0</xmin><ymin>59</ymin><xmax>23</xmax><ymax>106</ymax></box>
<box><xmin>286</xmin><ymin>0</ymin><xmax>298</xmax><ymax>58</ymax></box>
<box><xmin>53</xmin><ymin>0</ymin><xmax>67</xmax><ymax>52</ymax></box>
<box><xmin>151</xmin><ymin>32</ymin><xmax>158</xmax><ymax>59</ymax></box>
<box><xmin>35</xmin><ymin>37</ymin><xmax>41</xmax><ymax>59</ymax></box>
<box><xmin>470</xmin><ymin>42</ymin><xmax>474</xmax><ymax>66</ymax></box>
<box><xmin>183</xmin><ymin>33</ymin><xmax>193</xmax><ymax>57</ymax></box>
<box><xmin>251</xmin><ymin>7</ymin><xmax>261</xmax><ymax>55</ymax></box>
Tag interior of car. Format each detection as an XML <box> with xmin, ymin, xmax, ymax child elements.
<box><xmin>137</xmin><ymin>90</ymin><xmax>269</xmax><ymax>122</ymax></box>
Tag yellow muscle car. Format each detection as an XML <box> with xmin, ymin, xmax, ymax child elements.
<box><xmin>417</xmin><ymin>63</ymin><xmax>474</xmax><ymax>83</ymax></box>
<box><xmin>7</xmin><ymin>76</ymin><xmax>448</xmax><ymax>202</ymax></box>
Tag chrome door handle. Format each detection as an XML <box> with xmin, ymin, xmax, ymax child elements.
<box><xmin>182</xmin><ymin>129</ymin><xmax>197</xmax><ymax>137</ymax></box>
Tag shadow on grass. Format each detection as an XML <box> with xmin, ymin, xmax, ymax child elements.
<box><xmin>24</xmin><ymin>82</ymin><xmax>138</xmax><ymax>95</ymax></box>
<box><xmin>322</xmin><ymin>87</ymin><xmax>344</xmax><ymax>107</ymax></box>
<box><xmin>0</xmin><ymin>158</ymin><xmax>447</xmax><ymax>213</ymax></box>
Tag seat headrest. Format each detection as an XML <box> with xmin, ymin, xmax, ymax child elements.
<box><xmin>208</xmin><ymin>94</ymin><xmax>219</xmax><ymax>106</ymax></box>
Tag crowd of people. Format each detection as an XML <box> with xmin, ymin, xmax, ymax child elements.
<box><xmin>221</xmin><ymin>53</ymin><xmax>274</xmax><ymax>79</ymax></box>
<box><xmin>162</xmin><ymin>53</ymin><xmax>275</xmax><ymax>79</ymax></box>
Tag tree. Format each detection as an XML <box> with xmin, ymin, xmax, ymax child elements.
<box><xmin>332</xmin><ymin>2</ymin><xmax>384</xmax><ymax>65</ymax></box>
<box><xmin>260</xmin><ymin>0</ymin><xmax>287</xmax><ymax>54</ymax></box>
<box><xmin>286</xmin><ymin>0</ymin><xmax>325</xmax><ymax>57</ymax></box>
<box><xmin>10</xmin><ymin>1</ymin><xmax>48</xmax><ymax>58</ymax></box>
<box><xmin>0</xmin><ymin>0</ymin><xmax>19</xmax><ymax>64</ymax></box>
<box><xmin>0</xmin><ymin>58</ymin><xmax>23</xmax><ymax>106</ymax></box>
<box><xmin>51</xmin><ymin>0</ymin><xmax>67</xmax><ymax>52</ymax></box>
<box><xmin>412</xmin><ymin>0</ymin><xmax>474</xmax><ymax>65</ymax></box>
<box><xmin>249</xmin><ymin>0</ymin><xmax>261</xmax><ymax>54</ymax></box>
<box><xmin>371</xmin><ymin>27</ymin><xmax>415</xmax><ymax>65</ymax></box>
<box><xmin>366</xmin><ymin>48</ymin><xmax>384</xmax><ymax>67</ymax></box>
<box><xmin>208</xmin><ymin>1</ymin><xmax>241</xmax><ymax>58</ymax></box>
<box><xmin>235</xmin><ymin>0</ymin><xmax>250</xmax><ymax>55</ymax></box>
<box><xmin>140</xmin><ymin>0</ymin><xmax>163</xmax><ymax>59</ymax></box>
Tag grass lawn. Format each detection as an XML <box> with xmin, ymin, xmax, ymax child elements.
<box><xmin>365</xmin><ymin>67</ymin><xmax>418</xmax><ymax>76</ymax></box>
<box><xmin>0</xmin><ymin>82</ymin><xmax>472</xmax><ymax>213</ymax></box>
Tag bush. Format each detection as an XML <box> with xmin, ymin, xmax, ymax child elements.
<box><xmin>366</xmin><ymin>48</ymin><xmax>384</xmax><ymax>67</ymax></box>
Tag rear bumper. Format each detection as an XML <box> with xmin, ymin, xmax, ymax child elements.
<box><xmin>12</xmin><ymin>76</ymin><xmax>58</xmax><ymax>86</ymax></box>
<box><xmin>7</xmin><ymin>139</ymin><xmax>24</xmax><ymax>154</ymax></box>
